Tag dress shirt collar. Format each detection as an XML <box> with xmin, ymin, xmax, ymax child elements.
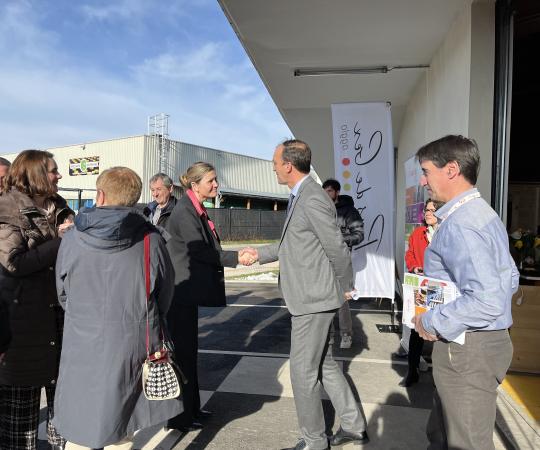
<box><xmin>434</xmin><ymin>187</ymin><xmax>480</xmax><ymax>220</ymax></box>
<box><xmin>290</xmin><ymin>175</ymin><xmax>309</xmax><ymax>197</ymax></box>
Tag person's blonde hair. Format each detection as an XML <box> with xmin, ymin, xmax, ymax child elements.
<box><xmin>180</xmin><ymin>162</ymin><xmax>215</xmax><ymax>190</ymax></box>
<box><xmin>4</xmin><ymin>150</ymin><xmax>57</xmax><ymax>197</ymax></box>
<box><xmin>96</xmin><ymin>167</ymin><xmax>142</xmax><ymax>206</ymax></box>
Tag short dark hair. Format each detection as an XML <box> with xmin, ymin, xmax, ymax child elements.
<box><xmin>0</xmin><ymin>157</ymin><xmax>11</xmax><ymax>167</ymax></box>
<box><xmin>280</xmin><ymin>139</ymin><xmax>311</xmax><ymax>174</ymax></box>
<box><xmin>416</xmin><ymin>135</ymin><xmax>480</xmax><ymax>185</ymax></box>
<box><xmin>423</xmin><ymin>198</ymin><xmax>444</xmax><ymax>226</ymax></box>
<box><xmin>322</xmin><ymin>179</ymin><xmax>341</xmax><ymax>191</ymax></box>
<box><xmin>424</xmin><ymin>198</ymin><xmax>444</xmax><ymax>211</ymax></box>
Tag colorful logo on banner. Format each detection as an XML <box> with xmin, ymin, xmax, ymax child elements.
<box><xmin>69</xmin><ymin>156</ymin><xmax>100</xmax><ymax>176</ymax></box>
<box><xmin>335</xmin><ymin>120</ymin><xmax>386</xmax><ymax>251</ymax></box>
<box><xmin>331</xmin><ymin>102</ymin><xmax>395</xmax><ymax>300</ymax></box>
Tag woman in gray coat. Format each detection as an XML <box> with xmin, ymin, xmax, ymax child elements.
<box><xmin>53</xmin><ymin>167</ymin><xmax>181</xmax><ymax>449</ymax></box>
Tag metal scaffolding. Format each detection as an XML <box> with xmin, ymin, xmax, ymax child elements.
<box><xmin>147</xmin><ymin>113</ymin><xmax>170</xmax><ymax>174</ymax></box>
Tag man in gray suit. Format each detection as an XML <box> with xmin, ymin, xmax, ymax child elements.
<box><xmin>246</xmin><ymin>140</ymin><xmax>368</xmax><ymax>450</ymax></box>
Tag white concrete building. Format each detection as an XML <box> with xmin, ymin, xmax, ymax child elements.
<box><xmin>1</xmin><ymin>135</ymin><xmax>295</xmax><ymax>211</ymax></box>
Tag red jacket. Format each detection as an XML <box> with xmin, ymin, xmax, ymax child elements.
<box><xmin>405</xmin><ymin>226</ymin><xmax>429</xmax><ymax>272</ymax></box>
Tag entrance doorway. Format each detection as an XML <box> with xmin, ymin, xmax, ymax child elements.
<box><xmin>507</xmin><ymin>0</ymin><xmax>540</xmax><ymax>255</ymax></box>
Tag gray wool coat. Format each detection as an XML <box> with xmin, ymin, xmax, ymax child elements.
<box><xmin>52</xmin><ymin>206</ymin><xmax>182</xmax><ymax>448</ymax></box>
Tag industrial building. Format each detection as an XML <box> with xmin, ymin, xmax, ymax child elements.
<box><xmin>1</xmin><ymin>134</ymin><xmax>296</xmax><ymax>211</ymax></box>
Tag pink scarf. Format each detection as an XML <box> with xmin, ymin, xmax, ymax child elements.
<box><xmin>186</xmin><ymin>189</ymin><xmax>218</xmax><ymax>240</ymax></box>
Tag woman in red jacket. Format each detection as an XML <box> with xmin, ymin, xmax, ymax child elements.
<box><xmin>400</xmin><ymin>198</ymin><xmax>443</xmax><ymax>387</ymax></box>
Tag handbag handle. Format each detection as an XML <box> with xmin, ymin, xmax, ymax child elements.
<box><xmin>144</xmin><ymin>233</ymin><xmax>151</xmax><ymax>359</ymax></box>
<box><xmin>144</xmin><ymin>233</ymin><xmax>167</xmax><ymax>359</ymax></box>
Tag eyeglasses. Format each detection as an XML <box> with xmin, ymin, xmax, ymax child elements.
<box><xmin>424</xmin><ymin>208</ymin><xmax>436</xmax><ymax>213</ymax></box>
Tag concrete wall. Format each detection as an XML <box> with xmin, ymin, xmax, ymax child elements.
<box><xmin>468</xmin><ymin>0</ymin><xmax>495</xmax><ymax>203</ymax></box>
<box><xmin>395</xmin><ymin>0</ymin><xmax>495</xmax><ymax>278</ymax></box>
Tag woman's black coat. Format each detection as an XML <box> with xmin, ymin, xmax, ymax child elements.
<box><xmin>0</xmin><ymin>190</ymin><xmax>73</xmax><ymax>386</ymax></box>
<box><xmin>165</xmin><ymin>194</ymin><xmax>237</xmax><ymax>308</ymax></box>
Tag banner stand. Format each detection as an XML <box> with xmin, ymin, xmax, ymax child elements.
<box><xmin>331</xmin><ymin>102</ymin><xmax>395</xmax><ymax>302</ymax></box>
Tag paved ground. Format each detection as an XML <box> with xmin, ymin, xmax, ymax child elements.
<box><xmin>38</xmin><ymin>283</ymin><xmax>513</xmax><ymax>449</ymax></box>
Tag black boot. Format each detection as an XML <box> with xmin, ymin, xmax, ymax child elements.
<box><xmin>399</xmin><ymin>368</ymin><xmax>420</xmax><ymax>387</ymax></box>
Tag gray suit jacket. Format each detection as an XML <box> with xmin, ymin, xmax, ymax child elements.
<box><xmin>258</xmin><ymin>176</ymin><xmax>353</xmax><ymax>316</ymax></box>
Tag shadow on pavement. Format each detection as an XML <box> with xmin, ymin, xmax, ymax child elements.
<box><xmin>151</xmin><ymin>291</ymin><xmax>286</xmax><ymax>449</ymax></box>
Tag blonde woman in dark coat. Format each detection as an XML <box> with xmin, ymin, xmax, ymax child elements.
<box><xmin>0</xmin><ymin>150</ymin><xmax>73</xmax><ymax>450</ymax></box>
<box><xmin>165</xmin><ymin>162</ymin><xmax>249</xmax><ymax>432</ymax></box>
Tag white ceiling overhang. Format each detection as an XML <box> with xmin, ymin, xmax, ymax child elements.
<box><xmin>218</xmin><ymin>0</ymin><xmax>471</xmax><ymax>176</ymax></box>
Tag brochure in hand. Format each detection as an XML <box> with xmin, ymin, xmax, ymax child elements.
<box><xmin>402</xmin><ymin>273</ymin><xmax>465</xmax><ymax>345</ymax></box>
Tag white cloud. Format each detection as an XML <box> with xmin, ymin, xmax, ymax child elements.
<box><xmin>133</xmin><ymin>43</ymin><xmax>228</xmax><ymax>82</ymax></box>
<box><xmin>222</xmin><ymin>83</ymin><xmax>257</xmax><ymax>100</ymax></box>
<box><xmin>80</xmin><ymin>0</ymin><xmax>154</xmax><ymax>22</ymax></box>
<box><xmin>0</xmin><ymin>1</ymin><xmax>290</xmax><ymax>159</ymax></box>
<box><xmin>79</xmin><ymin>0</ymin><xmax>207</xmax><ymax>23</ymax></box>
<box><xmin>0</xmin><ymin>67</ymin><xmax>149</xmax><ymax>150</ymax></box>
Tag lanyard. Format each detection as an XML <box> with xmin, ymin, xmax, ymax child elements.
<box><xmin>438</xmin><ymin>192</ymin><xmax>481</xmax><ymax>224</ymax></box>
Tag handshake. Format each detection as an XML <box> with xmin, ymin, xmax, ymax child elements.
<box><xmin>238</xmin><ymin>247</ymin><xmax>259</xmax><ymax>266</ymax></box>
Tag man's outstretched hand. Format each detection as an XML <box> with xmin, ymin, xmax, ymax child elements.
<box><xmin>239</xmin><ymin>247</ymin><xmax>259</xmax><ymax>266</ymax></box>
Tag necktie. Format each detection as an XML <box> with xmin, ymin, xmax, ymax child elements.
<box><xmin>287</xmin><ymin>193</ymin><xmax>295</xmax><ymax>215</ymax></box>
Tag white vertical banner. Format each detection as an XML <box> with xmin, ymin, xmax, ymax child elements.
<box><xmin>331</xmin><ymin>102</ymin><xmax>395</xmax><ymax>298</ymax></box>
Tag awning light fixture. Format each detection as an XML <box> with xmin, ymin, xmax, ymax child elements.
<box><xmin>293</xmin><ymin>64</ymin><xmax>430</xmax><ymax>77</ymax></box>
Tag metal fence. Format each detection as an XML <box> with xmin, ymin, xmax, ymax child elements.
<box><xmin>209</xmin><ymin>209</ymin><xmax>286</xmax><ymax>241</ymax></box>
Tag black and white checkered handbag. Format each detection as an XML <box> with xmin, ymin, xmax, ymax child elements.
<box><xmin>142</xmin><ymin>349</ymin><xmax>181</xmax><ymax>400</ymax></box>
<box><xmin>141</xmin><ymin>233</ymin><xmax>182</xmax><ymax>401</ymax></box>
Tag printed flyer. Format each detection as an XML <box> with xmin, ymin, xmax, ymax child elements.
<box><xmin>402</xmin><ymin>273</ymin><xmax>465</xmax><ymax>344</ymax></box>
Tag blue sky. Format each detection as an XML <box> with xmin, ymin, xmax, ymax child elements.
<box><xmin>0</xmin><ymin>0</ymin><xmax>291</xmax><ymax>159</ymax></box>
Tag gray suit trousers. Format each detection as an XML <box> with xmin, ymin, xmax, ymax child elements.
<box><xmin>290</xmin><ymin>311</ymin><xmax>365</xmax><ymax>449</ymax></box>
<box><xmin>427</xmin><ymin>330</ymin><xmax>513</xmax><ymax>450</ymax></box>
